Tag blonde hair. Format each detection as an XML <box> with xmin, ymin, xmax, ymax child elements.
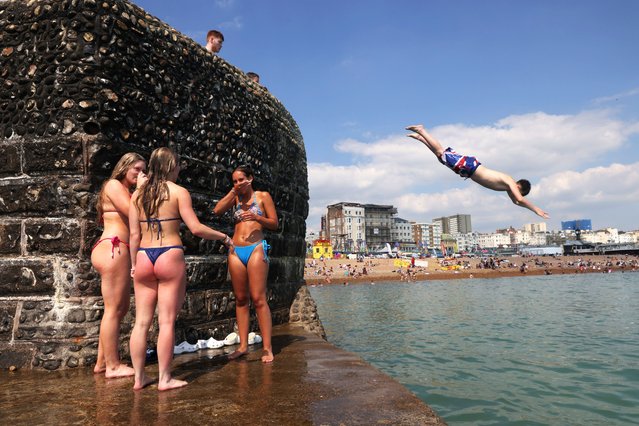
<box><xmin>96</xmin><ymin>152</ymin><xmax>145</xmax><ymax>221</ymax></box>
<box><xmin>135</xmin><ymin>147</ymin><xmax>178</xmax><ymax>220</ymax></box>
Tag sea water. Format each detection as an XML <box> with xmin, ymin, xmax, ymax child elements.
<box><xmin>310</xmin><ymin>273</ymin><xmax>639</xmax><ymax>425</ymax></box>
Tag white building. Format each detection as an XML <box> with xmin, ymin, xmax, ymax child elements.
<box><xmin>455</xmin><ymin>232</ymin><xmax>479</xmax><ymax>252</ymax></box>
<box><xmin>524</xmin><ymin>222</ymin><xmax>547</xmax><ymax>233</ymax></box>
<box><xmin>326</xmin><ymin>202</ymin><xmax>366</xmax><ymax>252</ymax></box>
<box><xmin>580</xmin><ymin>228</ymin><xmax>619</xmax><ymax>244</ymax></box>
<box><xmin>477</xmin><ymin>232</ymin><xmax>511</xmax><ymax>248</ymax></box>
<box><xmin>618</xmin><ymin>231</ymin><xmax>638</xmax><ymax>243</ymax></box>
<box><xmin>391</xmin><ymin>218</ymin><xmax>415</xmax><ymax>251</ymax></box>
<box><xmin>514</xmin><ymin>230</ymin><xmax>532</xmax><ymax>245</ymax></box>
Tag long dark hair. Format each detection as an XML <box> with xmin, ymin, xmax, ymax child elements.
<box><xmin>96</xmin><ymin>152</ymin><xmax>145</xmax><ymax>220</ymax></box>
<box><xmin>135</xmin><ymin>147</ymin><xmax>178</xmax><ymax>219</ymax></box>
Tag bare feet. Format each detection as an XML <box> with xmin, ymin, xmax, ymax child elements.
<box><xmin>93</xmin><ymin>364</ymin><xmax>106</xmax><ymax>374</ymax></box>
<box><xmin>105</xmin><ymin>364</ymin><xmax>135</xmax><ymax>378</ymax></box>
<box><xmin>406</xmin><ymin>133</ymin><xmax>427</xmax><ymax>143</ymax></box>
<box><xmin>406</xmin><ymin>124</ymin><xmax>425</xmax><ymax>133</ymax></box>
<box><xmin>133</xmin><ymin>375</ymin><xmax>155</xmax><ymax>391</ymax></box>
<box><xmin>261</xmin><ymin>349</ymin><xmax>274</xmax><ymax>363</ymax></box>
<box><xmin>158</xmin><ymin>378</ymin><xmax>188</xmax><ymax>391</ymax></box>
<box><xmin>228</xmin><ymin>349</ymin><xmax>248</xmax><ymax>360</ymax></box>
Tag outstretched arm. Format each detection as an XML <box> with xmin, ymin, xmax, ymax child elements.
<box><xmin>506</xmin><ymin>185</ymin><xmax>550</xmax><ymax>219</ymax></box>
<box><xmin>177</xmin><ymin>186</ymin><xmax>234</xmax><ymax>248</ymax></box>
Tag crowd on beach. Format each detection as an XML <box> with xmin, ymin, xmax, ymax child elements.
<box><xmin>306</xmin><ymin>258</ymin><xmax>377</xmax><ymax>283</ymax></box>
<box><xmin>305</xmin><ymin>254</ymin><xmax>639</xmax><ymax>285</ymax></box>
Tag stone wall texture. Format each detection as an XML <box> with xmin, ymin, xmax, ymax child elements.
<box><xmin>0</xmin><ymin>0</ymin><xmax>309</xmax><ymax>370</ymax></box>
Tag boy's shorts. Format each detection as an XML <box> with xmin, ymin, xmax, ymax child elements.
<box><xmin>439</xmin><ymin>147</ymin><xmax>481</xmax><ymax>178</ymax></box>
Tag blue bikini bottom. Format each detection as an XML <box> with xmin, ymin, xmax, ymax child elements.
<box><xmin>139</xmin><ymin>245</ymin><xmax>184</xmax><ymax>265</ymax></box>
<box><xmin>234</xmin><ymin>240</ymin><xmax>270</xmax><ymax>266</ymax></box>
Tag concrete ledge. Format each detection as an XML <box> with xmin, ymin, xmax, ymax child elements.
<box><xmin>0</xmin><ymin>324</ymin><xmax>446</xmax><ymax>425</ymax></box>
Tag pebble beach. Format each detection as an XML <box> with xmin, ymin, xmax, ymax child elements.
<box><xmin>304</xmin><ymin>254</ymin><xmax>639</xmax><ymax>285</ymax></box>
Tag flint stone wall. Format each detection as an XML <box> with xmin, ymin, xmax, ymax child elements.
<box><xmin>0</xmin><ymin>0</ymin><xmax>309</xmax><ymax>370</ymax></box>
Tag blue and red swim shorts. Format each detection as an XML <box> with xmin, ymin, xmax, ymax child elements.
<box><xmin>439</xmin><ymin>147</ymin><xmax>481</xmax><ymax>178</ymax></box>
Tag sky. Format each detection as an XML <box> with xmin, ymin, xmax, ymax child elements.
<box><xmin>133</xmin><ymin>0</ymin><xmax>639</xmax><ymax>233</ymax></box>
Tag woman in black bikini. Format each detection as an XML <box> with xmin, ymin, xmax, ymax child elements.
<box><xmin>214</xmin><ymin>165</ymin><xmax>278</xmax><ymax>363</ymax></box>
<box><xmin>129</xmin><ymin>147</ymin><xmax>233</xmax><ymax>390</ymax></box>
<box><xmin>91</xmin><ymin>152</ymin><xmax>145</xmax><ymax>378</ymax></box>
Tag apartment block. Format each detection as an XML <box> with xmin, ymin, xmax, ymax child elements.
<box><xmin>433</xmin><ymin>214</ymin><xmax>472</xmax><ymax>235</ymax></box>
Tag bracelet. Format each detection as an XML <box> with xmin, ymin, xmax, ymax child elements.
<box><xmin>230</xmin><ymin>188</ymin><xmax>236</xmax><ymax>195</ymax></box>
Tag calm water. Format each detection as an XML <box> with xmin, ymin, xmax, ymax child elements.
<box><xmin>310</xmin><ymin>273</ymin><xmax>639</xmax><ymax>425</ymax></box>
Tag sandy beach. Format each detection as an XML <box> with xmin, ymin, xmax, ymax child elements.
<box><xmin>304</xmin><ymin>254</ymin><xmax>639</xmax><ymax>285</ymax></box>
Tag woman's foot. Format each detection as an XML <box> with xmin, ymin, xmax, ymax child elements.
<box><xmin>261</xmin><ymin>349</ymin><xmax>274</xmax><ymax>363</ymax></box>
<box><xmin>93</xmin><ymin>364</ymin><xmax>106</xmax><ymax>374</ymax></box>
<box><xmin>133</xmin><ymin>375</ymin><xmax>155</xmax><ymax>390</ymax></box>
<box><xmin>158</xmin><ymin>378</ymin><xmax>188</xmax><ymax>391</ymax></box>
<box><xmin>228</xmin><ymin>349</ymin><xmax>248</xmax><ymax>360</ymax></box>
<box><xmin>105</xmin><ymin>364</ymin><xmax>135</xmax><ymax>378</ymax></box>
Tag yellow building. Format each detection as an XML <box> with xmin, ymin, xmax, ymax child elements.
<box><xmin>312</xmin><ymin>239</ymin><xmax>333</xmax><ymax>259</ymax></box>
<box><xmin>441</xmin><ymin>233</ymin><xmax>458</xmax><ymax>255</ymax></box>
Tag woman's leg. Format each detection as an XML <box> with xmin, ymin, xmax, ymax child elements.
<box><xmin>228</xmin><ymin>253</ymin><xmax>250</xmax><ymax>359</ymax></box>
<box><xmin>129</xmin><ymin>252</ymin><xmax>157</xmax><ymax>390</ymax></box>
<box><xmin>91</xmin><ymin>242</ymin><xmax>134</xmax><ymax>377</ymax></box>
<box><xmin>154</xmin><ymin>249</ymin><xmax>188</xmax><ymax>391</ymax></box>
<box><xmin>246</xmin><ymin>245</ymin><xmax>273</xmax><ymax>363</ymax></box>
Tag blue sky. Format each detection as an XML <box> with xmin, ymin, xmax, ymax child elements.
<box><xmin>133</xmin><ymin>0</ymin><xmax>639</xmax><ymax>233</ymax></box>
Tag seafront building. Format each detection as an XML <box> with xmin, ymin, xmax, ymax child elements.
<box><xmin>320</xmin><ymin>202</ymin><xmax>637</xmax><ymax>255</ymax></box>
<box><xmin>325</xmin><ymin>202</ymin><xmax>366</xmax><ymax>252</ymax></box>
<box><xmin>324</xmin><ymin>202</ymin><xmax>396</xmax><ymax>252</ymax></box>
<box><xmin>364</xmin><ymin>204</ymin><xmax>397</xmax><ymax>249</ymax></box>
<box><xmin>433</xmin><ymin>214</ymin><xmax>472</xmax><ymax>235</ymax></box>
<box><xmin>391</xmin><ymin>218</ymin><xmax>416</xmax><ymax>252</ymax></box>
<box><xmin>412</xmin><ymin>222</ymin><xmax>442</xmax><ymax>253</ymax></box>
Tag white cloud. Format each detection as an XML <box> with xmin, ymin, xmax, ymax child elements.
<box><xmin>219</xmin><ymin>16</ymin><xmax>243</xmax><ymax>30</ymax></box>
<box><xmin>215</xmin><ymin>0</ymin><xmax>236</xmax><ymax>8</ymax></box>
<box><xmin>340</xmin><ymin>121</ymin><xmax>358</xmax><ymax>128</ymax></box>
<box><xmin>306</xmin><ymin>110</ymin><xmax>639</xmax><ymax>233</ymax></box>
<box><xmin>592</xmin><ymin>87</ymin><xmax>639</xmax><ymax>105</ymax></box>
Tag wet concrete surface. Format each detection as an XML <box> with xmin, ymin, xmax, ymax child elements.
<box><xmin>0</xmin><ymin>324</ymin><xmax>445</xmax><ymax>425</ymax></box>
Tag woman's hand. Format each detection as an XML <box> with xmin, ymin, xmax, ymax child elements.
<box><xmin>233</xmin><ymin>180</ymin><xmax>251</xmax><ymax>194</ymax></box>
<box><xmin>238</xmin><ymin>210</ymin><xmax>259</xmax><ymax>222</ymax></box>
<box><xmin>223</xmin><ymin>235</ymin><xmax>235</xmax><ymax>253</ymax></box>
<box><xmin>136</xmin><ymin>172</ymin><xmax>148</xmax><ymax>189</ymax></box>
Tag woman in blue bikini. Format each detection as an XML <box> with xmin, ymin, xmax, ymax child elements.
<box><xmin>129</xmin><ymin>147</ymin><xmax>233</xmax><ymax>390</ymax></box>
<box><xmin>214</xmin><ymin>165</ymin><xmax>278</xmax><ymax>363</ymax></box>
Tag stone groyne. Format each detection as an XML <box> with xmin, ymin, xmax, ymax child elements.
<box><xmin>0</xmin><ymin>0</ymin><xmax>309</xmax><ymax>370</ymax></box>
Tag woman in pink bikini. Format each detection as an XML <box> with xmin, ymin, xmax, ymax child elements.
<box><xmin>214</xmin><ymin>165</ymin><xmax>278</xmax><ymax>363</ymax></box>
<box><xmin>129</xmin><ymin>147</ymin><xmax>233</xmax><ymax>391</ymax></box>
<box><xmin>91</xmin><ymin>152</ymin><xmax>146</xmax><ymax>377</ymax></box>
